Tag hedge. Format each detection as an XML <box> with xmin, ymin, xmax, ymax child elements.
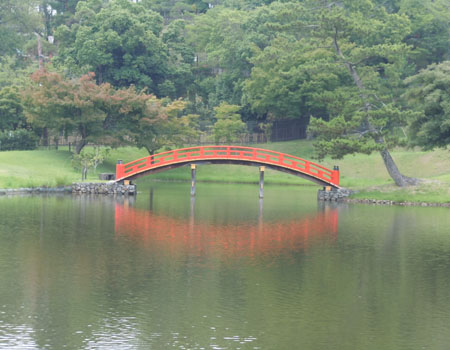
<box><xmin>0</xmin><ymin>129</ymin><xmax>38</xmax><ymax>151</ymax></box>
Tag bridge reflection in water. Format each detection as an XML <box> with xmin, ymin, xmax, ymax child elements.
<box><xmin>115</xmin><ymin>198</ymin><xmax>339</xmax><ymax>259</ymax></box>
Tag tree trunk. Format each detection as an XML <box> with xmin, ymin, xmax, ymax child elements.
<box><xmin>35</xmin><ymin>33</ymin><xmax>43</xmax><ymax>70</ymax></box>
<box><xmin>145</xmin><ymin>147</ymin><xmax>155</xmax><ymax>164</ymax></box>
<box><xmin>97</xmin><ymin>66</ymin><xmax>103</xmax><ymax>84</ymax></box>
<box><xmin>82</xmin><ymin>167</ymin><xmax>87</xmax><ymax>181</ymax></box>
<box><xmin>42</xmin><ymin>127</ymin><xmax>49</xmax><ymax>147</ymax></box>
<box><xmin>379</xmin><ymin>148</ymin><xmax>420</xmax><ymax>187</ymax></box>
<box><xmin>75</xmin><ymin>139</ymin><xmax>87</xmax><ymax>154</ymax></box>
<box><xmin>144</xmin><ymin>146</ymin><xmax>156</xmax><ymax>155</ymax></box>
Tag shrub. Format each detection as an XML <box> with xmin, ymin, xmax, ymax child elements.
<box><xmin>54</xmin><ymin>175</ymin><xmax>70</xmax><ymax>187</ymax></box>
<box><xmin>0</xmin><ymin>129</ymin><xmax>38</xmax><ymax>151</ymax></box>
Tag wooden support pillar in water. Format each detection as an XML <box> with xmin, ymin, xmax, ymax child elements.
<box><xmin>259</xmin><ymin>166</ymin><xmax>265</xmax><ymax>199</ymax></box>
<box><xmin>149</xmin><ymin>188</ymin><xmax>154</xmax><ymax>211</ymax></box>
<box><xmin>258</xmin><ymin>198</ymin><xmax>263</xmax><ymax>221</ymax></box>
<box><xmin>190</xmin><ymin>196</ymin><xmax>196</xmax><ymax>230</ymax></box>
<box><xmin>191</xmin><ymin>164</ymin><xmax>197</xmax><ymax>197</ymax></box>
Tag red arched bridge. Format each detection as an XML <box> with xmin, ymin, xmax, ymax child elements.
<box><xmin>115</xmin><ymin>145</ymin><xmax>340</xmax><ymax>188</ymax></box>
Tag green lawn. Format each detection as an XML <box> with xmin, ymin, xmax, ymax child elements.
<box><xmin>0</xmin><ymin>150</ymin><xmax>77</xmax><ymax>188</ymax></box>
<box><xmin>0</xmin><ymin>146</ymin><xmax>150</xmax><ymax>188</ymax></box>
<box><xmin>1</xmin><ymin>141</ymin><xmax>449</xmax><ymax>203</ymax></box>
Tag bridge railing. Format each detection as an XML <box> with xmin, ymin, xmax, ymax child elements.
<box><xmin>116</xmin><ymin>146</ymin><xmax>339</xmax><ymax>186</ymax></box>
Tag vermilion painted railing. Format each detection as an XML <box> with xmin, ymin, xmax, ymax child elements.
<box><xmin>116</xmin><ymin>145</ymin><xmax>340</xmax><ymax>187</ymax></box>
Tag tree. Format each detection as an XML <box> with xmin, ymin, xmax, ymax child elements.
<box><xmin>161</xmin><ymin>19</ymin><xmax>195</xmax><ymax>98</ymax></box>
<box><xmin>23</xmin><ymin>70</ymin><xmax>197</xmax><ymax>154</ymax></box>
<box><xmin>91</xmin><ymin>146</ymin><xmax>110</xmax><ymax>173</ymax></box>
<box><xmin>54</xmin><ymin>0</ymin><xmax>187</xmax><ymax>96</ymax></box>
<box><xmin>240</xmin><ymin>0</ymin><xmax>420</xmax><ymax>186</ymax></box>
<box><xmin>243</xmin><ymin>35</ymin><xmax>347</xmax><ymax>122</ymax></box>
<box><xmin>71</xmin><ymin>146</ymin><xmax>109</xmax><ymax>181</ymax></box>
<box><xmin>23</xmin><ymin>70</ymin><xmax>114</xmax><ymax>153</ymax></box>
<box><xmin>213</xmin><ymin>102</ymin><xmax>247</xmax><ymax>143</ymax></box>
<box><xmin>0</xmin><ymin>56</ymin><xmax>37</xmax><ymax>89</ymax></box>
<box><xmin>399</xmin><ymin>0</ymin><xmax>450</xmax><ymax>69</ymax></box>
<box><xmin>0</xmin><ymin>0</ymin><xmax>42</xmax><ymax>56</ymax></box>
<box><xmin>0</xmin><ymin>86</ymin><xmax>27</xmax><ymax>131</ymax></box>
<box><xmin>187</xmin><ymin>7</ymin><xmax>253</xmax><ymax>107</ymax></box>
<box><xmin>124</xmin><ymin>98</ymin><xmax>199</xmax><ymax>155</ymax></box>
<box><xmin>296</xmin><ymin>0</ymin><xmax>419</xmax><ymax>186</ymax></box>
<box><xmin>0</xmin><ymin>129</ymin><xmax>38</xmax><ymax>151</ymax></box>
<box><xmin>187</xmin><ymin>2</ymin><xmax>338</xmax><ymax>121</ymax></box>
<box><xmin>41</xmin><ymin>0</ymin><xmax>81</xmax><ymax>35</ymax></box>
<box><xmin>404</xmin><ymin>61</ymin><xmax>450</xmax><ymax>149</ymax></box>
<box><xmin>142</xmin><ymin>0</ymin><xmax>209</xmax><ymax>21</ymax></box>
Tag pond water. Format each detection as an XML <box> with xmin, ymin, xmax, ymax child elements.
<box><xmin>1</xmin><ymin>182</ymin><xmax>450</xmax><ymax>350</ymax></box>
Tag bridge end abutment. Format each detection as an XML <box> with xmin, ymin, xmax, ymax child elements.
<box><xmin>318</xmin><ymin>187</ymin><xmax>352</xmax><ymax>201</ymax></box>
<box><xmin>116</xmin><ymin>159</ymin><xmax>125</xmax><ymax>181</ymax></box>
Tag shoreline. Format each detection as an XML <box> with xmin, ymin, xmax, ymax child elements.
<box><xmin>2</xmin><ymin>141</ymin><xmax>449</xmax><ymax>204</ymax></box>
<box><xmin>0</xmin><ymin>182</ymin><xmax>136</xmax><ymax>196</ymax></box>
<box><xmin>343</xmin><ymin>197</ymin><xmax>450</xmax><ymax>207</ymax></box>
<box><xmin>0</xmin><ymin>183</ymin><xmax>448</xmax><ymax>208</ymax></box>
<box><xmin>0</xmin><ymin>186</ymin><xmax>72</xmax><ymax>195</ymax></box>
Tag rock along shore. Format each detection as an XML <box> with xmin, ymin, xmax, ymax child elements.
<box><xmin>317</xmin><ymin>188</ymin><xmax>353</xmax><ymax>201</ymax></box>
<box><xmin>342</xmin><ymin>198</ymin><xmax>450</xmax><ymax>207</ymax></box>
<box><xmin>71</xmin><ymin>182</ymin><xmax>136</xmax><ymax>195</ymax></box>
<box><xmin>317</xmin><ymin>187</ymin><xmax>449</xmax><ymax>207</ymax></box>
<box><xmin>0</xmin><ymin>184</ymin><xmax>447</xmax><ymax>206</ymax></box>
<box><xmin>0</xmin><ymin>182</ymin><xmax>136</xmax><ymax>196</ymax></box>
<box><xmin>0</xmin><ymin>186</ymin><xmax>72</xmax><ymax>195</ymax></box>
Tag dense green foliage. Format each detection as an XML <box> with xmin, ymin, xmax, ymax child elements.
<box><xmin>0</xmin><ymin>86</ymin><xmax>27</xmax><ymax>131</ymax></box>
<box><xmin>72</xmin><ymin>146</ymin><xmax>110</xmax><ymax>180</ymax></box>
<box><xmin>0</xmin><ymin>129</ymin><xmax>38</xmax><ymax>151</ymax></box>
<box><xmin>404</xmin><ymin>61</ymin><xmax>450</xmax><ymax>149</ymax></box>
<box><xmin>213</xmin><ymin>103</ymin><xmax>247</xmax><ymax>143</ymax></box>
<box><xmin>300</xmin><ymin>0</ymin><xmax>414</xmax><ymax>165</ymax></box>
<box><xmin>23</xmin><ymin>70</ymin><xmax>195</xmax><ymax>154</ymax></box>
<box><xmin>0</xmin><ymin>0</ymin><xmax>42</xmax><ymax>56</ymax></box>
<box><xmin>54</xmin><ymin>0</ymin><xmax>195</xmax><ymax>97</ymax></box>
<box><xmin>1</xmin><ymin>0</ymin><xmax>449</xmax><ymax>185</ymax></box>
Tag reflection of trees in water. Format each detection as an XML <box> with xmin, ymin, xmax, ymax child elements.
<box><xmin>3</xmin><ymin>196</ymin><xmax>450</xmax><ymax>349</ymax></box>
<box><xmin>0</xmin><ymin>195</ymin><xmax>120</xmax><ymax>350</ymax></box>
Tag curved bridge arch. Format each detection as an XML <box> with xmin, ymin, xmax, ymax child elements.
<box><xmin>115</xmin><ymin>146</ymin><xmax>340</xmax><ymax>188</ymax></box>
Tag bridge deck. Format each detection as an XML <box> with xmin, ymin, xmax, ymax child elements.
<box><xmin>115</xmin><ymin>145</ymin><xmax>340</xmax><ymax>188</ymax></box>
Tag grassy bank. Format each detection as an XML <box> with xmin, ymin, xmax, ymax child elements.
<box><xmin>0</xmin><ymin>141</ymin><xmax>449</xmax><ymax>203</ymax></box>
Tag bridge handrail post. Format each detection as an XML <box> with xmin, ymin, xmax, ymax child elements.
<box><xmin>304</xmin><ymin>161</ymin><xmax>310</xmax><ymax>173</ymax></box>
<box><xmin>116</xmin><ymin>160</ymin><xmax>125</xmax><ymax>180</ymax></box>
<box><xmin>332</xmin><ymin>166</ymin><xmax>340</xmax><ymax>186</ymax></box>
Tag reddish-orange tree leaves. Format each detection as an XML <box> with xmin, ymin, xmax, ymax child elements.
<box><xmin>23</xmin><ymin>70</ymin><xmax>173</xmax><ymax>153</ymax></box>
